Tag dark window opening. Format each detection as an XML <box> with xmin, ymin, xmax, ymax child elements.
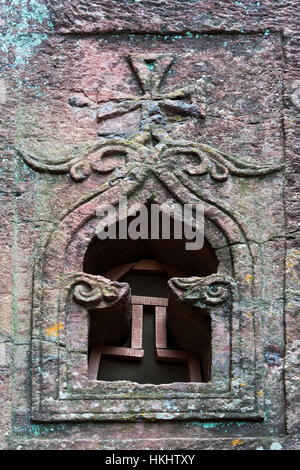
<box><xmin>84</xmin><ymin>216</ymin><xmax>218</xmax><ymax>384</ymax></box>
<box><xmin>83</xmin><ymin>214</ymin><xmax>218</xmax><ymax>278</ymax></box>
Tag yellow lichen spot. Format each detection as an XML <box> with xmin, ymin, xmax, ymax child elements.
<box><xmin>245</xmin><ymin>274</ymin><xmax>253</xmax><ymax>284</ymax></box>
<box><xmin>45</xmin><ymin>322</ymin><xmax>64</xmax><ymax>338</ymax></box>
<box><xmin>286</xmin><ymin>250</ymin><xmax>300</xmax><ymax>273</ymax></box>
<box><xmin>258</xmin><ymin>389</ymin><xmax>264</xmax><ymax>397</ymax></box>
<box><xmin>240</xmin><ymin>382</ymin><xmax>246</xmax><ymax>387</ymax></box>
<box><xmin>287</xmin><ymin>302</ymin><xmax>295</xmax><ymax>309</ymax></box>
<box><xmin>245</xmin><ymin>312</ymin><xmax>252</xmax><ymax>318</ymax></box>
<box><xmin>232</xmin><ymin>439</ymin><xmax>244</xmax><ymax>447</ymax></box>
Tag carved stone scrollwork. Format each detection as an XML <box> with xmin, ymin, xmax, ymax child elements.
<box><xmin>158</xmin><ymin>140</ymin><xmax>283</xmax><ymax>182</ymax></box>
<box><xmin>63</xmin><ymin>273</ymin><xmax>131</xmax><ymax>348</ymax></box>
<box><xmin>69</xmin><ymin>141</ymin><xmax>143</xmax><ymax>182</ymax></box>
<box><xmin>167</xmin><ymin>274</ymin><xmax>236</xmax><ymax>383</ymax></box>
<box><xmin>19</xmin><ymin>132</ymin><xmax>283</xmax><ymax>184</ymax></box>
<box><xmin>64</xmin><ymin>272</ymin><xmax>129</xmax><ymax>308</ymax></box>
<box><xmin>17</xmin><ymin>53</ymin><xmax>283</xmax><ymax>184</ymax></box>
<box><xmin>169</xmin><ymin>274</ymin><xmax>236</xmax><ymax>307</ymax></box>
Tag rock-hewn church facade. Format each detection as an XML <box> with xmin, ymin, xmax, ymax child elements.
<box><xmin>0</xmin><ymin>0</ymin><xmax>299</xmax><ymax>450</ymax></box>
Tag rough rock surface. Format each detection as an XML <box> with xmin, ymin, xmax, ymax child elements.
<box><xmin>0</xmin><ymin>0</ymin><xmax>299</xmax><ymax>450</ymax></box>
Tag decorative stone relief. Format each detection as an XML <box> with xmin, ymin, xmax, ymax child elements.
<box><xmin>24</xmin><ymin>51</ymin><xmax>280</xmax><ymax>423</ymax></box>
<box><xmin>3</xmin><ymin>0</ymin><xmax>296</xmax><ymax>450</ymax></box>
<box><xmin>30</xmin><ymin>184</ymin><xmax>263</xmax><ymax>421</ymax></box>
<box><xmin>169</xmin><ymin>274</ymin><xmax>236</xmax><ymax>306</ymax></box>
<box><xmin>70</xmin><ymin>53</ymin><xmax>206</xmax><ymax>129</ymax></box>
<box><xmin>65</xmin><ymin>272</ymin><xmax>127</xmax><ymax>307</ymax></box>
<box><xmin>18</xmin><ymin>54</ymin><xmax>283</xmax><ymax>184</ymax></box>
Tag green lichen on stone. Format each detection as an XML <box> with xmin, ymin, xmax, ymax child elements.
<box><xmin>0</xmin><ymin>0</ymin><xmax>53</xmax><ymax>67</ymax></box>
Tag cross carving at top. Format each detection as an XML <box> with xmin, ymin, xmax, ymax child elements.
<box><xmin>69</xmin><ymin>53</ymin><xmax>206</xmax><ymax>136</ymax></box>
<box><xmin>98</xmin><ymin>54</ymin><xmax>205</xmax><ymax>134</ymax></box>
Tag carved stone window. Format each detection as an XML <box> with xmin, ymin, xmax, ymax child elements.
<box><xmin>24</xmin><ymin>51</ymin><xmax>281</xmax><ymax>423</ymax></box>
<box><xmin>29</xmin><ymin>191</ymin><xmax>265</xmax><ymax>422</ymax></box>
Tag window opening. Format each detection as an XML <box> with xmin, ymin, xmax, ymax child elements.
<box><xmin>87</xmin><ymin>257</ymin><xmax>213</xmax><ymax>384</ymax></box>
<box><xmin>84</xmin><ymin>215</ymin><xmax>218</xmax><ymax>383</ymax></box>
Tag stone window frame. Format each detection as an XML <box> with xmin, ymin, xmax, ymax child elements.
<box><xmin>31</xmin><ymin>184</ymin><xmax>263</xmax><ymax>422</ymax></box>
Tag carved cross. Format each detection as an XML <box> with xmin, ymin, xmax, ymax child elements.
<box><xmin>21</xmin><ymin>53</ymin><xmax>283</xmax><ymax>181</ymax></box>
<box><xmin>91</xmin><ymin>54</ymin><xmax>205</xmax><ymax>135</ymax></box>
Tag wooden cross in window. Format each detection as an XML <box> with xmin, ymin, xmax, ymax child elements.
<box><xmin>88</xmin><ymin>259</ymin><xmax>202</xmax><ymax>382</ymax></box>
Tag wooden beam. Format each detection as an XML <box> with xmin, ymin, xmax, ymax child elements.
<box><xmin>88</xmin><ymin>342</ymin><xmax>144</xmax><ymax>381</ymax></box>
<box><xmin>131</xmin><ymin>295</ymin><xmax>168</xmax><ymax>307</ymax></box>
<box><xmin>155</xmin><ymin>307</ymin><xmax>167</xmax><ymax>349</ymax></box>
<box><xmin>99</xmin><ymin>346</ymin><xmax>144</xmax><ymax>359</ymax></box>
<box><xmin>188</xmin><ymin>353</ymin><xmax>202</xmax><ymax>382</ymax></box>
<box><xmin>88</xmin><ymin>346</ymin><xmax>102</xmax><ymax>380</ymax></box>
<box><xmin>131</xmin><ymin>304</ymin><xmax>143</xmax><ymax>349</ymax></box>
<box><xmin>132</xmin><ymin>259</ymin><xmax>164</xmax><ymax>273</ymax></box>
<box><xmin>156</xmin><ymin>348</ymin><xmax>189</xmax><ymax>363</ymax></box>
<box><xmin>103</xmin><ymin>262</ymin><xmax>136</xmax><ymax>281</ymax></box>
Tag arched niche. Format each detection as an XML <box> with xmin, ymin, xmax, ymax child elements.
<box><xmin>83</xmin><ymin>211</ymin><xmax>219</xmax><ymax>278</ymax></box>
<box><xmin>30</xmin><ymin>182</ymin><xmax>261</xmax><ymax>423</ymax></box>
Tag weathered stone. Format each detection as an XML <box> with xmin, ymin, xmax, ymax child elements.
<box><xmin>0</xmin><ymin>0</ymin><xmax>299</xmax><ymax>450</ymax></box>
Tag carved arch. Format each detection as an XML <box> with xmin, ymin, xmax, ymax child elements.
<box><xmin>31</xmin><ymin>177</ymin><xmax>262</xmax><ymax>421</ymax></box>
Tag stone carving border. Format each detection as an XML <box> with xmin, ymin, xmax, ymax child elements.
<box><xmin>31</xmin><ymin>175</ymin><xmax>263</xmax><ymax>422</ymax></box>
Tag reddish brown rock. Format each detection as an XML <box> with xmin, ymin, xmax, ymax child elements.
<box><xmin>0</xmin><ymin>0</ymin><xmax>299</xmax><ymax>450</ymax></box>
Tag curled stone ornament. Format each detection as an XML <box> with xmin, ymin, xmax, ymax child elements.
<box><xmin>18</xmin><ymin>54</ymin><xmax>283</xmax><ymax>185</ymax></box>
<box><xmin>169</xmin><ymin>274</ymin><xmax>236</xmax><ymax>306</ymax></box>
<box><xmin>159</xmin><ymin>141</ymin><xmax>282</xmax><ymax>182</ymax></box>
<box><xmin>69</xmin><ymin>141</ymin><xmax>142</xmax><ymax>181</ymax></box>
<box><xmin>64</xmin><ymin>273</ymin><xmax>124</xmax><ymax>308</ymax></box>
<box><xmin>19</xmin><ymin>132</ymin><xmax>283</xmax><ymax>185</ymax></box>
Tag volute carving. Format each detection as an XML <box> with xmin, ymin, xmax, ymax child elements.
<box><xmin>64</xmin><ymin>272</ymin><xmax>129</xmax><ymax>308</ymax></box>
<box><xmin>169</xmin><ymin>274</ymin><xmax>236</xmax><ymax>307</ymax></box>
<box><xmin>18</xmin><ymin>54</ymin><xmax>283</xmax><ymax>184</ymax></box>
